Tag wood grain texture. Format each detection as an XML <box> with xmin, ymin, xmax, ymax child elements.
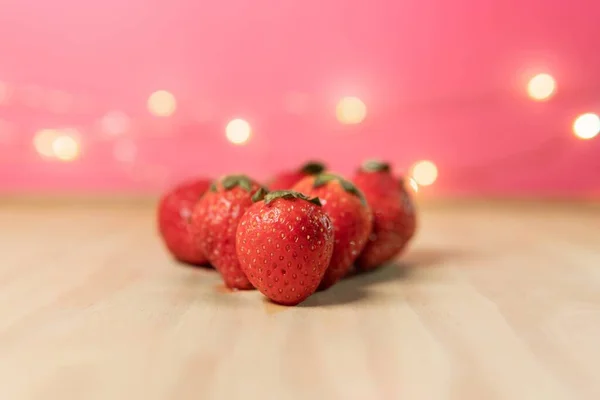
<box><xmin>0</xmin><ymin>200</ymin><xmax>599</xmax><ymax>400</ymax></box>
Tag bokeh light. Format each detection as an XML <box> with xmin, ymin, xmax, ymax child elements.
<box><xmin>34</xmin><ymin>129</ymin><xmax>81</xmax><ymax>161</ymax></box>
<box><xmin>411</xmin><ymin>160</ymin><xmax>438</xmax><ymax>186</ymax></box>
<box><xmin>336</xmin><ymin>96</ymin><xmax>367</xmax><ymax>125</ymax></box>
<box><xmin>52</xmin><ymin>134</ymin><xmax>81</xmax><ymax>161</ymax></box>
<box><xmin>527</xmin><ymin>73</ymin><xmax>556</xmax><ymax>101</ymax></box>
<box><xmin>225</xmin><ymin>118</ymin><xmax>252</xmax><ymax>145</ymax></box>
<box><xmin>33</xmin><ymin>129</ymin><xmax>61</xmax><ymax>158</ymax></box>
<box><xmin>147</xmin><ymin>90</ymin><xmax>177</xmax><ymax>117</ymax></box>
<box><xmin>573</xmin><ymin>113</ymin><xmax>600</xmax><ymax>140</ymax></box>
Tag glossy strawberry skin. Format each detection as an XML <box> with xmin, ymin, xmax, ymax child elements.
<box><xmin>293</xmin><ymin>175</ymin><xmax>373</xmax><ymax>289</ymax></box>
<box><xmin>353</xmin><ymin>168</ymin><xmax>398</xmax><ymax>198</ymax></box>
<box><xmin>268</xmin><ymin>171</ymin><xmax>306</xmax><ymax>191</ymax></box>
<box><xmin>399</xmin><ymin>178</ymin><xmax>418</xmax><ymax>242</ymax></box>
<box><xmin>353</xmin><ymin>164</ymin><xmax>417</xmax><ymax>270</ymax></box>
<box><xmin>157</xmin><ymin>179</ymin><xmax>211</xmax><ymax>266</ymax></box>
<box><xmin>190</xmin><ymin>177</ymin><xmax>262</xmax><ymax>289</ymax></box>
<box><xmin>236</xmin><ymin>194</ymin><xmax>334</xmax><ymax>306</ymax></box>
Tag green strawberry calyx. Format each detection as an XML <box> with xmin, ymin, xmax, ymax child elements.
<box><xmin>299</xmin><ymin>161</ymin><xmax>326</xmax><ymax>175</ymax></box>
<box><xmin>313</xmin><ymin>173</ymin><xmax>367</xmax><ymax>206</ymax></box>
<box><xmin>361</xmin><ymin>159</ymin><xmax>391</xmax><ymax>173</ymax></box>
<box><xmin>263</xmin><ymin>190</ymin><xmax>322</xmax><ymax>206</ymax></box>
<box><xmin>210</xmin><ymin>174</ymin><xmax>255</xmax><ymax>192</ymax></box>
<box><xmin>251</xmin><ymin>187</ymin><xmax>269</xmax><ymax>202</ymax></box>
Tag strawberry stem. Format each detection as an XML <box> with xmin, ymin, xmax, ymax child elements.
<box><xmin>251</xmin><ymin>187</ymin><xmax>268</xmax><ymax>202</ymax></box>
<box><xmin>263</xmin><ymin>190</ymin><xmax>322</xmax><ymax>206</ymax></box>
<box><xmin>211</xmin><ymin>175</ymin><xmax>255</xmax><ymax>192</ymax></box>
<box><xmin>313</xmin><ymin>173</ymin><xmax>366</xmax><ymax>205</ymax></box>
<box><xmin>361</xmin><ymin>160</ymin><xmax>391</xmax><ymax>173</ymax></box>
<box><xmin>299</xmin><ymin>161</ymin><xmax>326</xmax><ymax>175</ymax></box>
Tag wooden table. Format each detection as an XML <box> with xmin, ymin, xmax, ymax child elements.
<box><xmin>1</xmin><ymin>199</ymin><xmax>599</xmax><ymax>400</ymax></box>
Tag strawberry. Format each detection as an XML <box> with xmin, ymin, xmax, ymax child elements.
<box><xmin>268</xmin><ymin>161</ymin><xmax>326</xmax><ymax>190</ymax></box>
<box><xmin>352</xmin><ymin>159</ymin><xmax>399</xmax><ymax>197</ymax></box>
<box><xmin>352</xmin><ymin>160</ymin><xmax>417</xmax><ymax>270</ymax></box>
<box><xmin>292</xmin><ymin>173</ymin><xmax>373</xmax><ymax>289</ymax></box>
<box><xmin>157</xmin><ymin>178</ymin><xmax>211</xmax><ymax>266</ymax></box>
<box><xmin>398</xmin><ymin>177</ymin><xmax>418</xmax><ymax>242</ymax></box>
<box><xmin>235</xmin><ymin>190</ymin><xmax>334</xmax><ymax>306</ymax></box>
<box><xmin>190</xmin><ymin>175</ymin><xmax>263</xmax><ymax>289</ymax></box>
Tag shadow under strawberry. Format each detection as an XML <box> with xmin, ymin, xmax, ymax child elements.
<box><xmin>173</xmin><ymin>259</ymin><xmax>214</xmax><ymax>270</ymax></box>
<box><xmin>299</xmin><ymin>247</ymin><xmax>466</xmax><ymax>307</ymax></box>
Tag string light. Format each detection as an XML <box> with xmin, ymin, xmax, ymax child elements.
<box><xmin>147</xmin><ymin>90</ymin><xmax>177</xmax><ymax>117</ymax></box>
<box><xmin>527</xmin><ymin>73</ymin><xmax>556</xmax><ymax>101</ymax></box>
<box><xmin>33</xmin><ymin>128</ymin><xmax>81</xmax><ymax>161</ymax></box>
<box><xmin>411</xmin><ymin>160</ymin><xmax>438</xmax><ymax>186</ymax></box>
<box><xmin>33</xmin><ymin>129</ymin><xmax>61</xmax><ymax>158</ymax></box>
<box><xmin>52</xmin><ymin>134</ymin><xmax>80</xmax><ymax>161</ymax></box>
<box><xmin>336</xmin><ymin>96</ymin><xmax>367</xmax><ymax>125</ymax></box>
<box><xmin>572</xmin><ymin>113</ymin><xmax>600</xmax><ymax>140</ymax></box>
<box><xmin>6</xmin><ymin>66</ymin><xmax>598</xmax><ymax>186</ymax></box>
<box><xmin>225</xmin><ymin>118</ymin><xmax>252</xmax><ymax>145</ymax></box>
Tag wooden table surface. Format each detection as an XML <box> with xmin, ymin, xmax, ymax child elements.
<box><xmin>1</xmin><ymin>199</ymin><xmax>599</xmax><ymax>400</ymax></box>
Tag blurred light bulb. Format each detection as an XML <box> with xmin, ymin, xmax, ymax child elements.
<box><xmin>147</xmin><ymin>90</ymin><xmax>176</xmax><ymax>117</ymax></box>
<box><xmin>52</xmin><ymin>134</ymin><xmax>80</xmax><ymax>161</ymax></box>
<box><xmin>411</xmin><ymin>160</ymin><xmax>438</xmax><ymax>186</ymax></box>
<box><xmin>34</xmin><ymin>129</ymin><xmax>61</xmax><ymax>158</ymax></box>
<box><xmin>225</xmin><ymin>118</ymin><xmax>252</xmax><ymax>145</ymax></box>
<box><xmin>527</xmin><ymin>73</ymin><xmax>556</xmax><ymax>101</ymax></box>
<box><xmin>336</xmin><ymin>96</ymin><xmax>367</xmax><ymax>125</ymax></box>
<box><xmin>102</xmin><ymin>111</ymin><xmax>130</xmax><ymax>136</ymax></box>
<box><xmin>573</xmin><ymin>113</ymin><xmax>600</xmax><ymax>140</ymax></box>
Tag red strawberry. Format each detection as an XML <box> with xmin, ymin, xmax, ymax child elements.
<box><xmin>398</xmin><ymin>177</ymin><xmax>418</xmax><ymax>242</ymax></box>
<box><xmin>268</xmin><ymin>161</ymin><xmax>326</xmax><ymax>190</ymax></box>
<box><xmin>157</xmin><ymin>178</ymin><xmax>211</xmax><ymax>266</ymax></box>
<box><xmin>191</xmin><ymin>175</ymin><xmax>263</xmax><ymax>289</ymax></box>
<box><xmin>292</xmin><ymin>173</ymin><xmax>373</xmax><ymax>289</ymax></box>
<box><xmin>352</xmin><ymin>160</ymin><xmax>417</xmax><ymax>270</ymax></box>
<box><xmin>236</xmin><ymin>190</ymin><xmax>334</xmax><ymax>306</ymax></box>
<box><xmin>352</xmin><ymin>160</ymin><xmax>399</xmax><ymax>196</ymax></box>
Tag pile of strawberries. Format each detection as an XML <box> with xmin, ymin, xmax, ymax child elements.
<box><xmin>157</xmin><ymin>160</ymin><xmax>417</xmax><ymax>306</ymax></box>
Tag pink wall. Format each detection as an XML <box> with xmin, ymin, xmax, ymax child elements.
<box><xmin>0</xmin><ymin>0</ymin><xmax>599</xmax><ymax>197</ymax></box>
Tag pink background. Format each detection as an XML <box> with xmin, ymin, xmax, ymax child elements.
<box><xmin>0</xmin><ymin>0</ymin><xmax>599</xmax><ymax>197</ymax></box>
